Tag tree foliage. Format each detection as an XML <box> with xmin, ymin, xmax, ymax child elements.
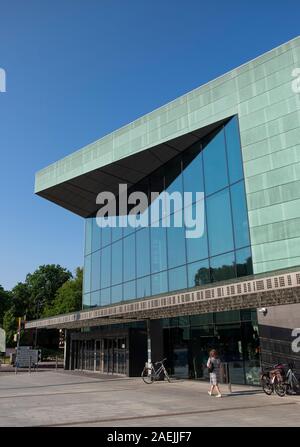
<box><xmin>43</xmin><ymin>268</ymin><xmax>82</xmax><ymax>317</ymax></box>
<box><xmin>0</xmin><ymin>265</ymin><xmax>81</xmax><ymax>346</ymax></box>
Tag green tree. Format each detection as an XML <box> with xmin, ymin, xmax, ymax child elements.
<box><xmin>0</xmin><ymin>285</ymin><xmax>11</xmax><ymax>327</ymax></box>
<box><xmin>3</xmin><ymin>308</ymin><xmax>17</xmax><ymax>346</ymax></box>
<box><xmin>43</xmin><ymin>268</ymin><xmax>83</xmax><ymax>317</ymax></box>
<box><xmin>26</xmin><ymin>264</ymin><xmax>72</xmax><ymax>319</ymax></box>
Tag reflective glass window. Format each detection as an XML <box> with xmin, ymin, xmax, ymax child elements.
<box><xmin>168</xmin><ymin>266</ymin><xmax>187</xmax><ymax>292</ymax></box>
<box><xmin>100</xmin><ymin>245</ymin><xmax>111</xmax><ymax>289</ymax></box>
<box><xmin>187</xmin><ymin>259</ymin><xmax>210</xmax><ymax>288</ymax></box>
<box><xmin>82</xmin><ymin>293</ymin><xmax>90</xmax><ymax>309</ymax></box>
<box><xmin>185</xmin><ymin>201</ymin><xmax>208</xmax><ymax>262</ymax></box>
<box><xmin>91</xmin><ymin>290</ymin><xmax>100</xmax><ymax>308</ymax></box>
<box><xmin>150</xmin><ymin>225</ymin><xmax>167</xmax><ymax>273</ymax></box>
<box><xmin>206</xmin><ymin>188</ymin><xmax>234</xmax><ymax>256</ymax></box>
<box><xmin>136</xmin><ymin>276</ymin><xmax>151</xmax><ymax>299</ymax></box>
<box><xmin>111</xmin><ymin>239</ymin><xmax>123</xmax><ymax>285</ymax></box>
<box><xmin>91</xmin><ymin>250</ymin><xmax>100</xmax><ymax>292</ymax></box>
<box><xmin>85</xmin><ymin>219</ymin><xmax>92</xmax><ymax>255</ymax></box>
<box><xmin>203</xmin><ymin>129</ymin><xmax>228</xmax><ymax>195</ymax></box>
<box><xmin>167</xmin><ymin>211</ymin><xmax>186</xmax><ymax>269</ymax></box>
<box><xmin>165</xmin><ymin>156</ymin><xmax>183</xmax><ymax>198</ymax></box>
<box><xmin>151</xmin><ymin>271</ymin><xmax>168</xmax><ymax>295</ymax></box>
<box><xmin>92</xmin><ymin>218</ymin><xmax>101</xmax><ymax>252</ymax></box>
<box><xmin>100</xmin><ymin>287</ymin><xmax>111</xmax><ymax>306</ymax></box>
<box><xmin>84</xmin><ymin>254</ymin><xmax>91</xmax><ymax>293</ymax></box>
<box><xmin>112</xmin><ymin>217</ymin><xmax>123</xmax><ymax>242</ymax></box>
<box><xmin>210</xmin><ymin>251</ymin><xmax>236</xmax><ymax>282</ymax></box>
<box><xmin>111</xmin><ymin>284</ymin><xmax>123</xmax><ymax>304</ymax></box>
<box><xmin>236</xmin><ymin>247</ymin><xmax>253</xmax><ymax>278</ymax></box>
<box><xmin>123</xmin><ymin>280</ymin><xmax>136</xmax><ymax>301</ymax></box>
<box><xmin>136</xmin><ymin>227</ymin><xmax>150</xmax><ymax>278</ymax></box>
<box><xmin>101</xmin><ymin>225</ymin><xmax>111</xmax><ymax>247</ymax></box>
<box><xmin>183</xmin><ymin>146</ymin><xmax>204</xmax><ymax>205</ymax></box>
<box><xmin>225</xmin><ymin>116</ymin><xmax>243</xmax><ymax>184</ymax></box>
<box><xmin>123</xmin><ymin>233</ymin><xmax>136</xmax><ymax>282</ymax></box>
<box><xmin>230</xmin><ymin>181</ymin><xmax>250</xmax><ymax>249</ymax></box>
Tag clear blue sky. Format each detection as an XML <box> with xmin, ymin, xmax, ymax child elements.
<box><xmin>0</xmin><ymin>0</ymin><xmax>299</xmax><ymax>290</ymax></box>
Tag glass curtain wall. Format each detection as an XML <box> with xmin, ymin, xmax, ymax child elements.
<box><xmin>83</xmin><ymin>116</ymin><xmax>252</xmax><ymax>308</ymax></box>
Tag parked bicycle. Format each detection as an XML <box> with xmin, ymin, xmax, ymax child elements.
<box><xmin>280</xmin><ymin>363</ymin><xmax>300</xmax><ymax>396</ymax></box>
<box><xmin>261</xmin><ymin>363</ymin><xmax>286</xmax><ymax>397</ymax></box>
<box><xmin>261</xmin><ymin>362</ymin><xmax>300</xmax><ymax>397</ymax></box>
<box><xmin>141</xmin><ymin>358</ymin><xmax>171</xmax><ymax>384</ymax></box>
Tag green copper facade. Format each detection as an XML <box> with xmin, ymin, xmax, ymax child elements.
<box><xmin>35</xmin><ymin>36</ymin><xmax>300</xmax><ymax>275</ymax></box>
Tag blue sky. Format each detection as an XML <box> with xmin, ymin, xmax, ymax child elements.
<box><xmin>0</xmin><ymin>0</ymin><xmax>299</xmax><ymax>290</ymax></box>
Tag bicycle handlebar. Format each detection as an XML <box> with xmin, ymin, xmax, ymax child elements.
<box><xmin>154</xmin><ymin>358</ymin><xmax>167</xmax><ymax>366</ymax></box>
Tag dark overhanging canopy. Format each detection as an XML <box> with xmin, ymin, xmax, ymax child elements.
<box><xmin>36</xmin><ymin>118</ymin><xmax>228</xmax><ymax>218</ymax></box>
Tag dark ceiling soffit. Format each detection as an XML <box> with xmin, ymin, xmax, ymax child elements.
<box><xmin>36</xmin><ymin>117</ymin><xmax>231</xmax><ymax>218</ymax></box>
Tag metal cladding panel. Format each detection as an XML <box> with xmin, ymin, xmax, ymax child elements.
<box><xmin>35</xmin><ymin>36</ymin><xmax>300</xmax><ymax>274</ymax></box>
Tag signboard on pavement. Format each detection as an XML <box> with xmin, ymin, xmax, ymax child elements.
<box><xmin>16</xmin><ymin>346</ymin><xmax>39</xmax><ymax>367</ymax></box>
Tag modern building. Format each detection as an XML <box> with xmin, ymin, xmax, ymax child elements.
<box><xmin>26</xmin><ymin>37</ymin><xmax>300</xmax><ymax>385</ymax></box>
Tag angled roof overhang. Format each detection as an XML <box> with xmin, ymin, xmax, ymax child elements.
<box><xmin>35</xmin><ymin>119</ymin><xmax>226</xmax><ymax>217</ymax></box>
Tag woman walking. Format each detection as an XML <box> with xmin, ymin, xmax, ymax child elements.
<box><xmin>207</xmin><ymin>349</ymin><xmax>222</xmax><ymax>397</ymax></box>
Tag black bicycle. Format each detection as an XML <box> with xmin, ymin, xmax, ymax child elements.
<box><xmin>141</xmin><ymin>358</ymin><xmax>171</xmax><ymax>384</ymax></box>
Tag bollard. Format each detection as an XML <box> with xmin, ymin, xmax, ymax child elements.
<box><xmin>226</xmin><ymin>363</ymin><xmax>232</xmax><ymax>393</ymax></box>
<box><xmin>55</xmin><ymin>356</ymin><xmax>58</xmax><ymax>370</ymax></box>
<box><xmin>29</xmin><ymin>356</ymin><xmax>31</xmax><ymax>374</ymax></box>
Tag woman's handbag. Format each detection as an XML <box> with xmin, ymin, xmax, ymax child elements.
<box><xmin>208</xmin><ymin>361</ymin><xmax>214</xmax><ymax>373</ymax></box>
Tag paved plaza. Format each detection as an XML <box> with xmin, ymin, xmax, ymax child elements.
<box><xmin>0</xmin><ymin>369</ymin><xmax>299</xmax><ymax>427</ymax></box>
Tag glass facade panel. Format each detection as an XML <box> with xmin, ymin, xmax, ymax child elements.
<box><xmin>136</xmin><ymin>228</ymin><xmax>150</xmax><ymax>278</ymax></box>
<box><xmin>83</xmin><ymin>116</ymin><xmax>252</xmax><ymax>307</ymax></box>
<box><xmin>187</xmin><ymin>259</ymin><xmax>210</xmax><ymax>288</ymax></box>
<box><xmin>100</xmin><ymin>245</ymin><xmax>111</xmax><ymax>289</ymax></box>
<box><xmin>111</xmin><ymin>284</ymin><xmax>123</xmax><ymax>304</ymax></box>
<box><xmin>186</xmin><ymin>202</ymin><xmax>208</xmax><ymax>263</ymax></box>
<box><xmin>102</xmin><ymin>226</ymin><xmax>111</xmax><ymax>248</ymax></box>
<box><xmin>91</xmin><ymin>290</ymin><xmax>100</xmax><ymax>308</ymax></box>
<box><xmin>85</xmin><ymin>219</ymin><xmax>92</xmax><ymax>255</ymax></box>
<box><xmin>84</xmin><ymin>254</ymin><xmax>91</xmax><ymax>293</ymax></box>
<box><xmin>236</xmin><ymin>247</ymin><xmax>253</xmax><ymax>278</ymax></box>
<box><xmin>225</xmin><ymin>116</ymin><xmax>243</xmax><ymax>184</ymax></box>
<box><xmin>100</xmin><ymin>287</ymin><xmax>111</xmax><ymax>306</ymax></box>
<box><xmin>151</xmin><ymin>271</ymin><xmax>168</xmax><ymax>295</ymax></box>
<box><xmin>136</xmin><ymin>276</ymin><xmax>151</xmax><ymax>299</ymax></box>
<box><xmin>231</xmin><ymin>181</ymin><xmax>250</xmax><ymax>249</ymax></box>
<box><xmin>111</xmin><ymin>239</ymin><xmax>123</xmax><ymax>285</ymax></box>
<box><xmin>210</xmin><ymin>251</ymin><xmax>236</xmax><ymax>282</ymax></box>
<box><xmin>92</xmin><ymin>218</ymin><xmax>101</xmax><ymax>252</ymax></box>
<box><xmin>123</xmin><ymin>280</ymin><xmax>136</xmax><ymax>301</ymax></box>
<box><xmin>91</xmin><ymin>250</ymin><xmax>100</xmax><ymax>292</ymax></box>
<box><xmin>203</xmin><ymin>129</ymin><xmax>228</xmax><ymax>195</ymax></box>
<box><xmin>82</xmin><ymin>293</ymin><xmax>90</xmax><ymax>309</ymax></box>
<box><xmin>151</xmin><ymin>226</ymin><xmax>167</xmax><ymax>273</ymax></box>
<box><xmin>206</xmin><ymin>188</ymin><xmax>234</xmax><ymax>256</ymax></box>
<box><xmin>123</xmin><ymin>234</ymin><xmax>136</xmax><ymax>282</ymax></box>
<box><xmin>183</xmin><ymin>144</ymin><xmax>204</xmax><ymax>203</ymax></box>
<box><xmin>167</xmin><ymin>212</ymin><xmax>186</xmax><ymax>269</ymax></box>
<box><xmin>168</xmin><ymin>266</ymin><xmax>187</xmax><ymax>292</ymax></box>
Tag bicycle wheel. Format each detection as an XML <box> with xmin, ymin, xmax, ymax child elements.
<box><xmin>261</xmin><ymin>374</ymin><xmax>273</xmax><ymax>395</ymax></box>
<box><xmin>274</xmin><ymin>379</ymin><xmax>287</xmax><ymax>397</ymax></box>
<box><xmin>141</xmin><ymin>367</ymin><xmax>155</xmax><ymax>384</ymax></box>
<box><xmin>163</xmin><ymin>368</ymin><xmax>171</xmax><ymax>383</ymax></box>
